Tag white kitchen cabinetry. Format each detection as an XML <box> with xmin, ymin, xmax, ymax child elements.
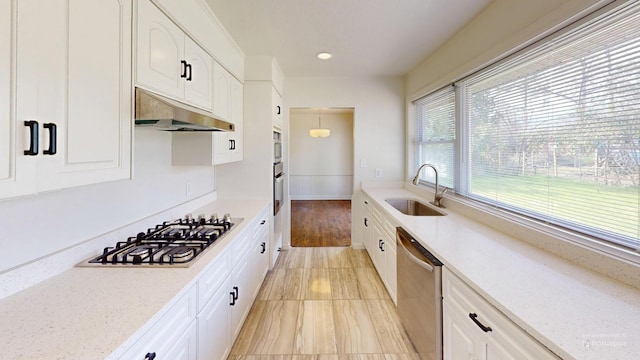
<box><xmin>213</xmin><ymin>64</ymin><xmax>243</xmax><ymax>165</ymax></box>
<box><xmin>136</xmin><ymin>0</ymin><xmax>212</xmax><ymax>111</ymax></box>
<box><xmin>196</xmin><ymin>210</ymin><xmax>269</xmax><ymax>359</ymax></box>
<box><xmin>1</xmin><ymin>0</ymin><xmax>132</xmax><ymax>199</ymax></box>
<box><xmin>272</xmin><ymin>86</ymin><xmax>283</xmax><ymax>130</ymax></box>
<box><xmin>443</xmin><ymin>267</ymin><xmax>558</xmax><ymax>360</ymax></box>
<box><xmin>120</xmin><ymin>285</ymin><xmax>198</xmax><ymax>360</ymax></box>
<box><xmin>368</xmin><ymin>204</ymin><xmax>397</xmax><ymax>303</ymax></box>
<box><xmin>361</xmin><ymin>197</ymin><xmax>373</xmax><ymax>251</ymax></box>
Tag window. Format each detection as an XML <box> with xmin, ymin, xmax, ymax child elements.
<box><xmin>414</xmin><ymin>86</ymin><xmax>456</xmax><ymax>188</ymax></box>
<box><xmin>414</xmin><ymin>1</ymin><xmax>640</xmax><ymax>252</ymax></box>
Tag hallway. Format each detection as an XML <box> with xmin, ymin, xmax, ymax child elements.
<box><xmin>227</xmin><ymin>247</ymin><xmax>418</xmax><ymax>359</ymax></box>
<box><xmin>290</xmin><ymin>201</ymin><xmax>352</xmax><ymax>247</ymax></box>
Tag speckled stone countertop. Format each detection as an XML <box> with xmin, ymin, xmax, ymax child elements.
<box><xmin>0</xmin><ymin>198</ymin><xmax>269</xmax><ymax>360</ymax></box>
<box><xmin>363</xmin><ymin>183</ymin><xmax>640</xmax><ymax>360</ymax></box>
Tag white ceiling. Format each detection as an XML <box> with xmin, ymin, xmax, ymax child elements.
<box><xmin>205</xmin><ymin>0</ymin><xmax>493</xmax><ymax>77</ymax></box>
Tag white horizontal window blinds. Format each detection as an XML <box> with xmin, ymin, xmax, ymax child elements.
<box><xmin>414</xmin><ymin>86</ymin><xmax>456</xmax><ymax>188</ymax></box>
<box><xmin>462</xmin><ymin>2</ymin><xmax>640</xmax><ymax>248</ymax></box>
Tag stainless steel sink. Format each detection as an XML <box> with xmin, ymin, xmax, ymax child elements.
<box><xmin>385</xmin><ymin>198</ymin><xmax>446</xmax><ymax>216</ymax></box>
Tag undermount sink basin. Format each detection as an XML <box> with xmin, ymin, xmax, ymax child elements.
<box><xmin>385</xmin><ymin>198</ymin><xmax>446</xmax><ymax>216</ymax></box>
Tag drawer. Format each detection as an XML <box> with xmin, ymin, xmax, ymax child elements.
<box><xmin>197</xmin><ymin>248</ymin><xmax>232</xmax><ymax>311</ymax></box>
<box><xmin>443</xmin><ymin>268</ymin><xmax>558</xmax><ymax>358</ymax></box>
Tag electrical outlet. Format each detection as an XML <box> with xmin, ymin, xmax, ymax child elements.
<box><xmin>375</xmin><ymin>168</ymin><xmax>382</xmax><ymax>178</ymax></box>
<box><xmin>360</xmin><ymin>159</ymin><xmax>367</xmax><ymax>168</ymax></box>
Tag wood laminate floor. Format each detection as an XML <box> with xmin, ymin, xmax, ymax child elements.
<box><xmin>291</xmin><ymin>201</ymin><xmax>351</xmax><ymax>247</ymax></box>
<box><xmin>228</xmin><ymin>247</ymin><xmax>419</xmax><ymax>360</ymax></box>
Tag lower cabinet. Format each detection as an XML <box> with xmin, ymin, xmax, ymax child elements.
<box><xmin>442</xmin><ymin>267</ymin><xmax>558</xmax><ymax>359</ymax></box>
<box><xmin>367</xmin><ymin>204</ymin><xmax>397</xmax><ymax>303</ymax></box>
<box><xmin>197</xmin><ymin>275</ymin><xmax>233</xmax><ymax>360</ymax></box>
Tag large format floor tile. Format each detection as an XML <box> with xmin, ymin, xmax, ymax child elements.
<box><xmin>229</xmin><ymin>247</ymin><xmax>417</xmax><ymax>359</ymax></box>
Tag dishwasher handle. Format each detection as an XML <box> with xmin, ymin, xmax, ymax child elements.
<box><xmin>396</xmin><ymin>227</ymin><xmax>443</xmax><ymax>273</ymax></box>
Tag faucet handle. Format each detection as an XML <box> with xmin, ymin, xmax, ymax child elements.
<box><xmin>439</xmin><ymin>187</ymin><xmax>449</xmax><ymax>196</ymax></box>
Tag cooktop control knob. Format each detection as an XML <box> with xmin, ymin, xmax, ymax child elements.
<box><xmin>210</xmin><ymin>214</ymin><xmax>218</xmax><ymax>223</ymax></box>
<box><xmin>223</xmin><ymin>213</ymin><xmax>232</xmax><ymax>223</ymax></box>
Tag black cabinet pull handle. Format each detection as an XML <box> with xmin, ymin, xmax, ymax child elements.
<box><xmin>260</xmin><ymin>242</ymin><xmax>266</xmax><ymax>254</ymax></box>
<box><xmin>469</xmin><ymin>313</ymin><xmax>492</xmax><ymax>333</ymax></box>
<box><xmin>43</xmin><ymin>123</ymin><xmax>57</xmax><ymax>155</ymax></box>
<box><xmin>145</xmin><ymin>352</ymin><xmax>156</xmax><ymax>360</ymax></box>
<box><xmin>276</xmin><ymin>105</ymin><xmax>281</xmax><ymax>115</ymax></box>
<box><xmin>378</xmin><ymin>239</ymin><xmax>382</xmax><ymax>250</ymax></box>
<box><xmin>230</xmin><ymin>291</ymin><xmax>236</xmax><ymax>306</ymax></box>
<box><xmin>381</xmin><ymin>240</ymin><xmax>385</xmax><ymax>251</ymax></box>
<box><xmin>180</xmin><ymin>60</ymin><xmax>188</xmax><ymax>78</ymax></box>
<box><xmin>364</xmin><ymin>218</ymin><xmax>368</xmax><ymax>227</ymax></box>
<box><xmin>24</xmin><ymin>120</ymin><xmax>39</xmax><ymax>156</ymax></box>
<box><xmin>260</xmin><ymin>220</ymin><xmax>266</xmax><ymax>225</ymax></box>
<box><xmin>186</xmin><ymin>63</ymin><xmax>192</xmax><ymax>81</ymax></box>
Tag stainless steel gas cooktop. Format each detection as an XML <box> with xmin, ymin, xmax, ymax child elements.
<box><xmin>79</xmin><ymin>213</ymin><xmax>242</xmax><ymax>267</ymax></box>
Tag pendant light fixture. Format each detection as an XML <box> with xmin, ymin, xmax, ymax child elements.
<box><xmin>309</xmin><ymin>109</ymin><xmax>330</xmax><ymax>138</ymax></box>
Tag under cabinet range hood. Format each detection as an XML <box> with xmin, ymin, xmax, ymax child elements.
<box><xmin>134</xmin><ymin>88</ymin><xmax>235</xmax><ymax>132</ymax></box>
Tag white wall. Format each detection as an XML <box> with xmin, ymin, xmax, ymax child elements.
<box><xmin>406</xmin><ymin>0</ymin><xmax>609</xmax><ymax>98</ymax></box>
<box><xmin>289</xmin><ymin>111</ymin><xmax>353</xmax><ymax>200</ymax></box>
<box><xmin>284</xmin><ymin>76</ymin><xmax>405</xmax><ymax>247</ymax></box>
<box><xmin>0</xmin><ymin>129</ymin><xmax>216</xmax><ymax>273</ymax></box>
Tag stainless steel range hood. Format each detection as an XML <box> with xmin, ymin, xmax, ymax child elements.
<box><xmin>134</xmin><ymin>88</ymin><xmax>235</xmax><ymax>132</ymax></box>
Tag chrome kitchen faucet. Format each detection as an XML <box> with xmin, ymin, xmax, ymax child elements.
<box><xmin>412</xmin><ymin>163</ymin><xmax>448</xmax><ymax>208</ymax></box>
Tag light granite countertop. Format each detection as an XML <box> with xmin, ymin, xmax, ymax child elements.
<box><xmin>0</xmin><ymin>198</ymin><xmax>270</xmax><ymax>360</ymax></box>
<box><xmin>362</xmin><ymin>183</ymin><xmax>640</xmax><ymax>360</ymax></box>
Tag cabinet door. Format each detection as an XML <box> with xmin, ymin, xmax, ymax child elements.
<box><xmin>212</xmin><ymin>61</ymin><xmax>231</xmax><ymax>121</ymax></box>
<box><xmin>383</xmin><ymin>232</ymin><xmax>397</xmax><ymax>303</ymax></box>
<box><xmin>16</xmin><ymin>0</ymin><xmax>132</xmax><ymax>193</ymax></box>
<box><xmin>443</xmin><ymin>302</ymin><xmax>486</xmax><ymax>360</ymax></box>
<box><xmin>231</xmin><ymin>252</ymin><xmax>252</xmax><ymax>337</ymax></box>
<box><xmin>361</xmin><ymin>199</ymin><xmax>372</xmax><ymax>250</ymax></box>
<box><xmin>369</xmin><ymin>219</ymin><xmax>384</xmax><ymax>274</ymax></box>
<box><xmin>0</xmin><ymin>0</ymin><xmax>37</xmax><ymax>198</ymax></box>
<box><xmin>272</xmin><ymin>86</ymin><xmax>283</xmax><ymax>129</ymax></box>
<box><xmin>229</xmin><ymin>76</ymin><xmax>243</xmax><ymax>162</ymax></box>
<box><xmin>183</xmin><ymin>36</ymin><xmax>212</xmax><ymax>110</ymax></box>
<box><xmin>198</xmin><ymin>275</ymin><xmax>233</xmax><ymax>360</ymax></box>
<box><xmin>136</xmin><ymin>0</ymin><xmax>184</xmax><ymax>99</ymax></box>
<box><xmin>253</xmin><ymin>216</ymin><xmax>270</xmax><ymax>290</ymax></box>
<box><xmin>163</xmin><ymin>320</ymin><xmax>198</xmax><ymax>360</ymax></box>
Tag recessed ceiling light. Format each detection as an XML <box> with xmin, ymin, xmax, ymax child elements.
<box><xmin>316</xmin><ymin>52</ymin><xmax>332</xmax><ymax>60</ymax></box>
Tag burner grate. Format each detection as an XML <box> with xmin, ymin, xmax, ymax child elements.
<box><xmin>83</xmin><ymin>215</ymin><xmax>242</xmax><ymax>267</ymax></box>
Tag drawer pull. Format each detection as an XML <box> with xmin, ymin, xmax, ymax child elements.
<box><xmin>469</xmin><ymin>313</ymin><xmax>492</xmax><ymax>333</ymax></box>
<box><xmin>260</xmin><ymin>242</ymin><xmax>266</xmax><ymax>254</ymax></box>
<box><xmin>145</xmin><ymin>352</ymin><xmax>156</xmax><ymax>360</ymax></box>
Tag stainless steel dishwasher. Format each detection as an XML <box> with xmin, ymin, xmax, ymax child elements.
<box><xmin>396</xmin><ymin>227</ymin><xmax>443</xmax><ymax>360</ymax></box>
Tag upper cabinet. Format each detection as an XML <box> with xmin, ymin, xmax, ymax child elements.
<box><xmin>272</xmin><ymin>86</ymin><xmax>283</xmax><ymax>130</ymax></box>
<box><xmin>136</xmin><ymin>0</ymin><xmax>212</xmax><ymax>111</ymax></box>
<box><xmin>211</xmin><ymin>62</ymin><xmax>243</xmax><ymax>165</ymax></box>
<box><xmin>1</xmin><ymin>0</ymin><xmax>133</xmax><ymax>199</ymax></box>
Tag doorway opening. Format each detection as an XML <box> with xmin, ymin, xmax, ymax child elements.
<box><xmin>289</xmin><ymin>108</ymin><xmax>354</xmax><ymax>247</ymax></box>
